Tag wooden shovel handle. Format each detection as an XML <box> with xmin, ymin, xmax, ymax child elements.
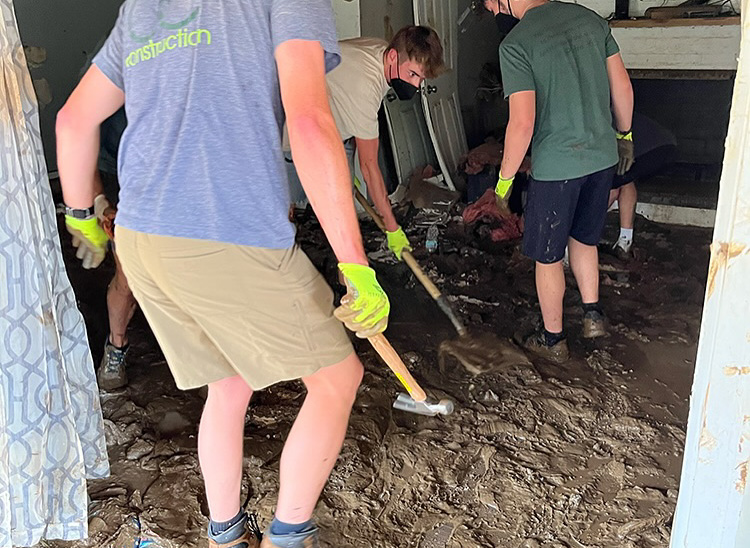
<box><xmin>402</xmin><ymin>251</ymin><xmax>441</xmax><ymax>299</ymax></box>
<box><xmin>367</xmin><ymin>333</ymin><xmax>427</xmax><ymax>402</ymax></box>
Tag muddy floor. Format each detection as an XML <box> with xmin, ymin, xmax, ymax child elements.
<box><xmin>46</xmin><ymin>204</ymin><xmax>710</xmax><ymax>548</ymax></box>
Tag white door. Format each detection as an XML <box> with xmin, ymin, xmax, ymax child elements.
<box><xmin>383</xmin><ymin>93</ymin><xmax>439</xmax><ymax>191</ymax></box>
<box><xmin>414</xmin><ymin>0</ymin><xmax>468</xmax><ymax>190</ymax></box>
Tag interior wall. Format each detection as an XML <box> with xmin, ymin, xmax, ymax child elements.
<box><xmin>457</xmin><ymin>2</ymin><xmax>505</xmax><ymax>148</ymax></box>
<box><xmin>633</xmin><ymin>78</ymin><xmax>733</xmax><ymax>167</ymax></box>
<box><xmin>333</xmin><ymin>0</ymin><xmax>362</xmax><ymax>39</ymax></box>
<box><xmin>359</xmin><ymin>0</ymin><xmax>413</xmax><ymax>41</ymax></box>
<box><xmin>15</xmin><ymin>0</ymin><xmax>124</xmax><ymax>173</ymax></box>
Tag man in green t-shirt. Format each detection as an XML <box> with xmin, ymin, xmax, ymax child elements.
<box><xmin>485</xmin><ymin>0</ymin><xmax>634</xmax><ymax>362</ymax></box>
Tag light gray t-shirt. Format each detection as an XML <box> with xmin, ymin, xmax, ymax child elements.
<box><xmin>93</xmin><ymin>0</ymin><xmax>341</xmax><ymax>248</ymax></box>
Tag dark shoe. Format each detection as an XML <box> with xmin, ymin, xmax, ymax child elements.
<box><xmin>612</xmin><ymin>240</ymin><xmax>633</xmax><ymax>261</ymax></box>
<box><xmin>98</xmin><ymin>340</ymin><xmax>129</xmax><ymax>390</ymax></box>
<box><xmin>208</xmin><ymin>513</ymin><xmax>261</xmax><ymax>548</ymax></box>
<box><xmin>583</xmin><ymin>310</ymin><xmax>608</xmax><ymax>338</ymax></box>
<box><xmin>260</xmin><ymin>526</ymin><xmax>319</xmax><ymax>548</ymax></box>
<box><xmin>522</xmin><ymin>331</ymin><xmax>570</xmax><ymax>363</ymax></box>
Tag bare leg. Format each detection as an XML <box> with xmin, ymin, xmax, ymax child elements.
<box><xmin>198</xmin><ymin>375</ymin><xmax>254</xmax><ymax>522</ymax></box>
<box><xmin>617</xmin><ymin>182</ymin><xmax>637</xmax><ymax>230</ymax></box>
<box><xmin>608</xmin><ymin>188</ymin><xmax>620</xmax><ymax>210</ymax></box>
<box><xmin>275</xmin><ymin>352</ymin><xmax>363</xmax><ymax>524</ymax></box>
<box><xmin>107</xmin><ymin>254</ymin><xmax>137</xmax><ymax>347</ymax></box>
<box><xmin>568</xmin><ymin>237</ymin><xmax>599</xmax><ymax>304</ymax></box>
<box><xmin>535</xmin><ymin>261</ymin><xmax>565</xmax><ymax>333</ymax></box>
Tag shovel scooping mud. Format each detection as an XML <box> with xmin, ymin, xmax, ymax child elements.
<box><xmin>354</xmin><ymin>188</ymin><xmax>527</xmax><ymax>377</ymax></box>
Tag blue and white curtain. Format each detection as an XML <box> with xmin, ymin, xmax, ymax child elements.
<box><xmin>0</xmin><ymin>1</ymin><xmax>109</xmax><ymax>546</ymax></box>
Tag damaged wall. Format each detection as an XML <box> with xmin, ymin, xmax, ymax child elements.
<box><xmin>15</xmin><ymin>0</ymin><xmax>124</xmax><ymax>173</ymax></box>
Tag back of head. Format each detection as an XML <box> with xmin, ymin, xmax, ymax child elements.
<box><xmin>387</xmin><ymin>26</ymin><xmax>445</xmax><ymax>79</ymax></box>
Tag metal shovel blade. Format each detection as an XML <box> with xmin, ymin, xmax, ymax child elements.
<box><xmin>392</xmin><ymin>393</ymin><xmax>455</xmax><ymax>416</ymax></box>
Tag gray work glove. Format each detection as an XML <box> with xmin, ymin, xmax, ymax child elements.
<box><xmin>616</xmin><ymin>131</ymin><xmax>635</xmax><ymax>176</ymax></box>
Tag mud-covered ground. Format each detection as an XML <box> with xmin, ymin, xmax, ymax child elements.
<box><xmin>46</xmin><ymin>205</ymin><xmax>710</xmax><ymax>548</ymax></box>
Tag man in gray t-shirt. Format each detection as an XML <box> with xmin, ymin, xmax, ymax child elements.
<box><xmin>56</xmin><ymin>1</ymin><xmax>390</xmax><ymax>546</ymax></box>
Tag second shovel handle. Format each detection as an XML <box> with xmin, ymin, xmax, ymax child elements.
<box><xmin>402</xmin><ymin>251</ymin><xmax>441</xmax><ymax>299</ymax></box>
<box><xmin>367</xmin><ymin>333</ymin><xmax>427</xmax><ymax>402</ymax></box>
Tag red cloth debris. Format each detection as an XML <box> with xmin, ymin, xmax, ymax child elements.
<box><xmin>463</xmin><ymin>142</ymin><xmax>503</xmax><ymax>175</ymax></box>
<box><xmin>462</xmin><ymin>189</ymin><xmax>523</xmax><ymax>242</ymax></box>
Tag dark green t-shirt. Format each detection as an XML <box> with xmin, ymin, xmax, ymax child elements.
<box><xmin>499</xmin><ymin>1</ymin><xmax>620</xmax><ymax>181</ymax></box>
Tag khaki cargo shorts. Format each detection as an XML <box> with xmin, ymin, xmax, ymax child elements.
<box><xmin>115</xmin><ymin>227</ymin><xmax>353</xmax><ymax>390</ymax></box>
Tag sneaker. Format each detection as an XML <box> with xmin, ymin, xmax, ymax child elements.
<box><xmin>209</xmin><ymin>513</ymin><xmax>261</xmax><ymax>548</ymax></box>
<box><xmin>522</xmin><ymin>331</ymin><xmax>570</xmax><ymax>363</ymax></box>
<box><xmin>583</xmin><ymin>310</ymin><xmax>608</xmax><ymax>338</ymax></box>
<box><xmin>98</xmin><ymin>340</ymin><xmax>129</xmax><ymax>390</ymax></box>
<box><xmin>260</xmin><ymin>526</ymin><xmax>320</xmax><ymax>548</ymax></box>
<box><xmin>612</xmin><ymin>240</ymin><xmax>633</xmax><ymax>261</ymax></box>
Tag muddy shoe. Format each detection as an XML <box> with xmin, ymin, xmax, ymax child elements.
<box><xmin>209</xmin><ymin>513</ymin><xmax>261</xmax><ymax>548</ymax></box>
<box><xmin>98</xmin><ymin>340</ymin><xmax>129</xmax><ymax>390</ymax></box>
<box><xmin>260</xmin><ymin>526</ymin><xmax>319</xmax><ymax>548</ymax></box>
<box><xmin>522</xmin><ymin>331</ymin><xmax>570</xmax><ymax>363</ymax></box>
<box><xmin>583</xmin><ymin>310</ymin><xmax>608</xmax><ymax>338</ymax></box>
<box><xmin>612</xmin><ymin>240</ymin><xmax>634</xmax><ymax>261</ymax></box>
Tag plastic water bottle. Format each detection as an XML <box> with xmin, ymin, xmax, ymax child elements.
<box><xmin>426</xmin><ymin>224</ymin><xmax>439</xmax><ymax>253</ymax></box>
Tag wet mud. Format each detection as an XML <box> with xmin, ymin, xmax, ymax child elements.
<box><xmin>45</xmin><ymin>208</ymin><xmax>710</xmax><ymax>548</ymax></box>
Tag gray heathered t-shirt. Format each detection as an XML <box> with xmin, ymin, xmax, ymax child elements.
<box><xmin>93</xmin><ymin>0</ymin><xmax>341</xmax><ymax>248</ymax></box>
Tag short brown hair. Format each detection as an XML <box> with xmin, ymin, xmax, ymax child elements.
<box><xmin>387</xmin><ymin>26</ymin><xmax>445</xmax><ymax>79</ymax></box>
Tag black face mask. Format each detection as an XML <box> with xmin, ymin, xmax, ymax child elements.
<box><xmin>388</xmin><ymin>55</ymin><xmax>419</xmax><ymax>101</ymax></box>
<box><xmin>495</xmin><ymin>12</ymin><xmax>519</xmax><ymax>35</ymax></box>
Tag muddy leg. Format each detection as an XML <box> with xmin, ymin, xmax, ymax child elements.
<box><xmin>568</xmin><ymin>237</ymin><xmax>599</xmax><ymax>305</ymax></box>
<box><xmin>198</xmin><ymin>375</ymin><xmax>254</xmax><ymax>521</ymax></box>
<box><xmin>274</xmin><ymin>352</ymin><xmax>363</xmax><ymax>524</ymax></box>
<box><xmin>535</xmin><ymin>260</ymin><xmax>565</xmax><ymax>333</ymax></box>
<box><xmin>107</xmin><ymin>253</ymin><xmax>137</xmax><ymax>347</ymax></box>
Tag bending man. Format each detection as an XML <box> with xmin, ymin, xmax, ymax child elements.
<box><xmin>286</xmin><ymin>26</ymin><xmax>444</xmax><ymax>261</ymax></box>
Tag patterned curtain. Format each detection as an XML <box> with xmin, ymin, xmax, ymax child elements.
<box><xmin>0</xmin><ymin>1</ymin><xmax>109</xmax><ymax>547</ymax></box>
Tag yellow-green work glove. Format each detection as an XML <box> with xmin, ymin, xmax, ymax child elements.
<box><xmin>334</xmin><ymin>263</ymin><xmax>390</xmax><ymax>338</ymax></box>
<box><xmin>616</xmin><ymin>130</ymin><xmax>635</xmax><ymax>176</ymax></box>
<box><xmin>386</xmin><ymin>226</ymin><xmax>412</xmax><ymax>261</ymax></box>
<box><xmin>65</xmin><ymin>215</ymin><xmax>109</xmax><ymax>269</ymax></box>
<box><xmin>495</xmin><ymin>172</ymin><xmax>514</xmax><ymax>214</ymax></box>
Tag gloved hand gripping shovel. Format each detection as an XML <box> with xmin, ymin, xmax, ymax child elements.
<box><xmin>354</xmin><ymin>188</ymin><xmax>467</xmax><ymax>337</ymax></box>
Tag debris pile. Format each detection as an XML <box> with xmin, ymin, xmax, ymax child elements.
<box><xmin>462</xmin><ymin>189</ymin><xmax>523</xmax><ymax>242</ymax></box>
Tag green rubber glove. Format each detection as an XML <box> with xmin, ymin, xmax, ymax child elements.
<box><xmin>616</xmin><ymin>130</ymin><xmax>635</xmax><ymax>176</ymax></box>
<box><xmin>495</xmin><ymin>172</ymin><xmax>514</xmax><ymax>214</ymax></box>
<box><xmin>334</xmin><ymin>263</ymin><xmax>390</xmax><ymax>338</ymax></box>
<box><xmin>386</xmin><ymin>226</ymin><xmax>412</xmax><ymax>261</ymax></box>
<box><xmin>65</xmin><ymin>215</ymin><xmax>109</xmax><ymax>269</ymax></box>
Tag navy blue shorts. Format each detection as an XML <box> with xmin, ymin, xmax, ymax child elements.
<box><xmin>523</xmin><ymin>166</ymin><xmax>615</xmax><ymax>264</ymax></box>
